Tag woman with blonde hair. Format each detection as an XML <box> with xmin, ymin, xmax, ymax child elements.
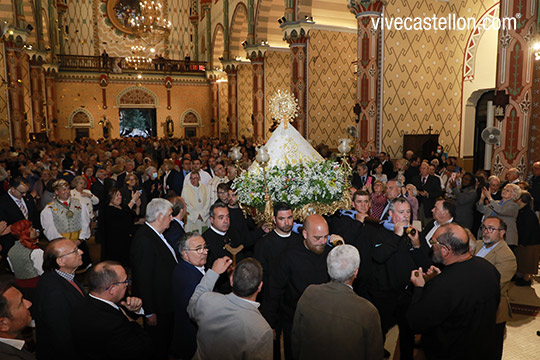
<box><xmin>71</xmin><ymin>175</ymin><xmax>99</xmax><ymax>220</ymax></box>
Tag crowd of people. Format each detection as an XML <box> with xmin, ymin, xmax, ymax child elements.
<box><xmin>0</xmin><ymin>136</ymin><xmax>539</xmax><ymax>360</ymax></box>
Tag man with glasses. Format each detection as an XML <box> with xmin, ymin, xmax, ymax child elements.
<box><xmin>171</xmin><ymin>232</ymin><xmax>210</xmax><ymax>359</ymax></box>
<box><xmin>71</xmin><ymin>261</ymin><xmax>152</xmax><ymax>360</ymax></box>
<box><xmin>473</xmin><ymin>216</ymin><xmax>516</xmax><ymax>359</ymax></box>
<box><xmin>407</xmin><ymin>223</ymin><xmax>500</xmax><ymax>360</ymax></box>
<box><xmin>34</xmin><ymin>239</ymin><xmax>85</xmax><ymax>360</ymax></box>
<box><xmin>0</xmin><ymin>177</ymin><xmax>39</xmax><ymax>262</ymax></box>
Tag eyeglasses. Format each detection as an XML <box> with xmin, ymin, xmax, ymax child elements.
<box><xmin>185</xmin><ymin>246</ymin><xmax>209</xmax><ymax>254</ymax></box>
<box><xmin>58</xmin><ymin>246</ymin><xmax>79</xmax><ymax>258</ymax></box>
<box><xmin>106</xmin><ymin>278</ymin><xmax>130</xmax><ymax>290</ymax></box>
<box><xmin>428</xmin><ymin>239</ymin><xmax>448</xmax><ymax>248</ymax></box>
<box><xmin>13</xmin><ymin>188</ymin><xmax>27</xmax><ymax>196</ymax></box>
<box><xmin>480</xmin><ymin>225</ymin><xmax>502</xmax><ymax>233</ymax></box>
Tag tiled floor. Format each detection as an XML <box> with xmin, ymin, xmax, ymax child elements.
<box><xmin>385</xmin><ymin>276</ymin><xmax>540</xmax><ymax>359</ymax></box>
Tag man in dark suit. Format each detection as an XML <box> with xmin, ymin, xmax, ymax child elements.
<box><xmin>404</xmin><ymin>155</ymin><xmax>421</xmax><ymax>184</ymax></box>
<box><xmin>419</xmin><ymin>199</ymin><xmax>455</xmax><ymax>261</ymax></box>
<box><xmin>411</xmin><ymin>162</ymin><xmax>443</xmax><ymax>226</ymax></box>
<box><xmin>0</xmin><ymin>276</ymin><xmax>35</xmax><ymax>360</ymax></box>
<box><xmin>34</xmin><ymin>239</ymin><xmax>85</xmax><ymax>360</ymax></box>
<box><xmin>351</xmin><ymin>163</ymin><xmax>374</xmax><ymax>191</ymax></box>
<box><xmin>379</xmin><ymin>180</ymin><xmax>403</xmax><ymax>221</ymax></box>
<box><xmin>379</xmin><ymin>152</ymin><xmax>395</xmax><ymax>179</ymax></box>
<box><xmin>71</xmin><ymin>261</ymin><xmax>152</xmax><ymax>360</ymax></box>
<box><xmin>202</xmin><ymin>202</ymin><xmax>238</xmax><ymax>294</ymax></box>
<box><xmin>90</xmin><ymin>169</ymin><xmax>107</xmax><ymax>208</ymax></box>
<box><xmin>130</xmin><ymin>198</ymin><xmax>177</xmax><ymax>360</ymax></box>
<box><xmin>171</xmin><ymin>232</ymin><xmax>207</xmax><ymax>359</ymax></box>
<box><xmin>162</xmin><ymin>159</ymin><xmax>184</xmax><ymax>196</ymax></box>
<box><xmin>0</xmin><ymin>177</ymin><xmax>39</xmax><ymax>260</ymax></box>
<box><xmin>116</xmin><ymin>159</ymin><xmax>141</xmax><ymax>186</ymax></box>
<box><xmin>164</xmin><ymin>196</ymin><xmax>186</xmax><ymax>259</ymax></box>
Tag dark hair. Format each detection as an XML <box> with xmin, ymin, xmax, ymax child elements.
<box><xmin>518</xmin><ymin>191</ymin><xmax>533</xmax><ymax>208</ymax></box>
<box><xmin>232</xmin><ymin>258</ymin><xmax>263</xmax><ymax>297</ymax></box>
<box><xmin>273</xmin><ymin>202</ymin><xmax>292</xmax><ymax>216</ymax></box>
<box><xmin>438</xmin><ymin>199</ymin><xmax>456</xmax><ymax>219</ymax></box>
<box><xmin>437</xmin><ymin>224</ymin><xmax>469</xmax><ymax>255</ymax></box>
<box><xmin>107</xmin><ymin>187</ymin><xmax>121</xmax><ymax>204</ymax></box>
<box><xmin>352</xmin><ymin>190</ymin><xmax>370</xmax><ymax>203</ymax></box>
<box><xmin>0</xmin><ymin>275</ymin><xmax>15</xmax><ymax>319</ymax></box>
<box><xmin>9</xmin><ymin>177</ymin><xmax>28</xmax><ymax>189</ymax></box>
<box><xmin>485</xmin><ymin>216</ymin><xmax>507</xmax><ymax>232</ymax></box>
<box><xmin>462</xmin><ymin>172</ymin><xmax>477</xmax><ymax>189</ymax></box>
<box><xmin>217</xmin><ymin>182</ymin><xmax>230</xmax><ymax>192</ymax></box>
<box><xmin>168</xmin><ymin>196</ymin><xmax>185</xmax><ymax>217</ymax></box>
<box><xmin>209</xmin><ymin>202</ymin><xmax>228</xmax><ymax>218</ymax></box>
<box><xmin>178</xmin><ymin>232</ymin><xmax>202</xmax><ymax>255</ymax></box>
<box><xmin>42</xmin><ymin>239</ymin><xmax>65</xmax><ymax>271</ymax></box>
<box><xmin>87</xmin><ymin>261</ymin><xmax>122</xmax><ymax>292</ymax></box>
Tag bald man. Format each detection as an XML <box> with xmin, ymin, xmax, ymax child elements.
<box><xmin>406</xmin><ymin>223</ymin><xmax>500</xmax><ymax>360</ymax></box>
<box><xmin>265</xmin><ymin>214</ymin><xmax>338</xmax><ymax>360</ymax></box>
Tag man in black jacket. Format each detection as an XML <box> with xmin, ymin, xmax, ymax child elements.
<box><xmin>130</xmin><ymin>198</ymin><xmax>177</xmax><ymax>360</ymax></box>
<box><xmin>71</xmin><ymin>261</ymin><xmax>152</xmax><ymax>360</ymax></box>
<box><xmin>411</xmin><ymin>162</ymin><xmax>443</xmax><ymax>226</ymax></box>
<box><xmin>35</xmin><ymin>239</ymin><xmax>85</xmax><ymax>360</ymax></box>
<box><xmin>529</xmin><ymin>161</ymin><xmax>540</xmax><ymax>212</ymax></box>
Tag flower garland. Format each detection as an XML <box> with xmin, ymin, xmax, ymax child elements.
<box><xmin>232</xmin><ymin>160</ymin><xmax>347</xmax><ymax>212</ymax></box>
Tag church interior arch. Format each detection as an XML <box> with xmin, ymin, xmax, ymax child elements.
<box><xmin>212</xmin><ymin>23</ymin><xmax>225</xmax><ymax>69</ymax></box>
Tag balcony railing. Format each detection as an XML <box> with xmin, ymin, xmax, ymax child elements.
<box><xmin>58</xmin><ymin>55</ymin><xmax>206</xmax><ymax>74</ymax></box>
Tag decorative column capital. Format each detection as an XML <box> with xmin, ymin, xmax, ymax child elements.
<box><xmin>348</xmin><ymin>0</ymin><xmax>386</xmax><ymax>16</ymax></box>
<box><xmin>281</xmin><ymin>20</ymin><xmax>314</xmax><ymax>44</ymax></box>
<box><xmin>2</xmin><ymin>26</ymin><xmax>30</xmax><ymax>49</ymax></box>
<box><xmin>205</xmin><ymin>69</ymin><xmax>225</xmax><ymax>81</ymax></box>
<box><xmin>245</xmin><ymin>44</ymin><xmax>269</xmax><ymax>62</ymax></box>
<box><xmin>221</xmin><ymin>59</ymin><xmax>242</xmax><ymax>73</ymax></box>
<box><xmin>43</xmin><ymin>63</ymin><xmax>59</xmax><ymax>76</ymax></box>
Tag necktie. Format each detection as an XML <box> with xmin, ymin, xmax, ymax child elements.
<box><xmin>422</xmin><ymin>177</ymin><xmax>427</xmax><ymax>185</ymax></box>
<box><xmin>362</xmin><ymin>176</ymin><xmax>366</xmax><ymax>184</ymax></box>
<box><xmin>17</xmin><ymin>199</ymin><xmax>28</xmax><ymax>219</ymax></box>
<box><xmin>67</xmin><ymin>279</ymin><xmax>84</xmax><ymax>296</ymax></box>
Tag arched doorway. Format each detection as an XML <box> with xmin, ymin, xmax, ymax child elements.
<box><xmin>116</xmin><ymin>87</ymin><xmax>158</xmax><ymax>137</ymax></box>
<box><xmin>181</xmin><ymin>110</ymin><xmax>202</xmax><ymax>138</ymax></box>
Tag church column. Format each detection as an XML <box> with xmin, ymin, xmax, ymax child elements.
<box><xmin>29</xmin><ymin>57</ymin><xmax>46</xmax><ymax>133</ymax></box>
<box><xmin>282</xmin><ymin>21</ymin><xmax>313</xmax><ymax>138</ymax></box>
<box><xmin>201</xmin><ymin>0</ymin><xmax>212</xmax><ymax>65</ymax></box>
<box><xmin>348</xmin><ymin>0</ymin><xmax>384</xmax><ymax>153</ymax></box>
<box><xmin>5</xmin><ymin>34</ymin><xmax>29</xmax><ymax>147</ymax></box>
<box><xmin>43</xmin><ymin>65</ymin><xmax>58</xmax><ymax>141</ymax></box>
<box><xmin>206</xmin><ymin>70</ymin><xmax>221</xmax><ymax>137</ymax></box>
<box><xmin>189</xmin><ymin>0</ymin><xmax>199</xmax><ymax>61</ymax></box>
<box><xmin>246</xmin><ymin>45</ymin><xmax>268</xmax><ymax>142</ymax></box>
<box><xmin>222</xmin><ymin>60</ymin><xmax>239</xmax><ymax>139</ymax></box>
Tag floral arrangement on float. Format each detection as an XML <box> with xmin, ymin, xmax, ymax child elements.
<box><xmin>231</xmin><ymin>90</ymin><xmax>352</xmax><ymax>224</ymax></box>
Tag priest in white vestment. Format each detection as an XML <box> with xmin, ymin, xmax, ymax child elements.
<box><xmin>181</xmin><ymin>171</ymin><xmax>211</xmax><ymax>234</ymax></box>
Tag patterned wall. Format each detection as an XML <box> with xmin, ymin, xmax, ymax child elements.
<box><xmin>382</xmin><ymin>0</ymin><xmax>494</xmax><ymax>158</ymax></box>
<box><xmin>0</xmin><ymin>43</ymin><xmax>10</xmax><ymax>148</ymax></box>
<box><xmin>218</xmin><ymin>80</ymin><xmax>229</xmax><ymax>135</ymax></box>
<box><xmin>237</xmin><ymin>63</ymin><xmax>253</xmax><ymax>138</ymax></box>
<box><xmin>22</xmin><ymin>0</ymin><xmax>37</xmax><ymax>45</ymax></box>
<box><xmin>264</xmin><ymin>49</ymin><xmax>290</xmax><ymax>139</ymax></box>
<box><xmin>64</xmin><ymin>0</ymin><xmax>95</xmax><ymax>55</ymax></box>
<box><xmin>307</xmin><ymin>29</ymin><xmax>356</xmax><ymax>148</ymax></box>
<box><xmin>168</xmin><ymin>0</ymin><xmax>192</xmax><ymax>59</ymax></box>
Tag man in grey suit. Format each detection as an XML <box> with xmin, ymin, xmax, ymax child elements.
<box><xmin>188</xmin><ymin>257</ymin><xmax>273</xmax><ymax>360</ymax></box>
<box><xmin>292</xmin><ymin>245</ymin><xmax>383</xmax><ymax>360</ymax></box>
<box><xmin>0</xmin><ymin>276</ymin><xmax>35</xmax><ymax>360</ymax></box>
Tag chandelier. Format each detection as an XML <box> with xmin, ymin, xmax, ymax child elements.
<box><xmin>125</xmin><ymin>45</ymin><xmax>152</xmax><ymax>69</ymax></box>
<box><xmin>130</xmin><ymin>0</ymin><xmax>172</xmax><ymax>46</ymax></box>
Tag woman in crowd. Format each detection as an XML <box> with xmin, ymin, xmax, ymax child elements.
<box><xmin>372</xmin><ymin>163</ymin><xmax>388</xmax><ymax>184</ymax></box>
<box><xmin>7</xmin><ymin>219</ymin><xmax>44</xmax><ymax>301</ymax></box>
<box><xmin>477</xmin><ymin>183</ymin><xmax>521</xmax><ymax>247</ymax></box>
<box><xmin>82</xmin><ymin>165</ymin><xmax>96</xmax><ymax>190</ymax></box>
<box><xmin>370</xmin><ymin>180</ymin><xmax>387</xmax><ymax>219</ymax></box>
<box><xmin>121</xmin><ymin>172</ymin><xmax>148</xmax><ymax>217</ymax></box>
<box><xmin>451</xmin><ymin>172</ymin><xmax>477</xmax><ymax>230</ymax></box>
<box><xmin>515</xmin><ymin>191</ymin><xmax>540</xmax><ymax>286</ymax></box>
<box><xmin>142</xmin><ymin>165</ymin><xmax>162</xmax><ymax>201</ymax></box>
<box><xmin>99</xmin><ymin>187</ymin><xmax>141</xmax><ymax>267</ymax></box>
<box><xmin>71</xmin><ymin>175</ymin><xmax>100</xmax><ymax>221</ymax></box>
<box><xmin>404</xmin><ymin>183</ymin><xmax>419</xmax><ymax>220</ymax></box>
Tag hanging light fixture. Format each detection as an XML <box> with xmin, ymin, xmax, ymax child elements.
<box><xmin>130</xmin><ymin>0</ymin><xmax>172</xmax><ymax>47</ymax></box>
<box><xmin>125</xmin><ymin>45</ymin><xmax>152</xmax><ymax>70</ymax></box>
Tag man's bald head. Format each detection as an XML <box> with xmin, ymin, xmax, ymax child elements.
<box><xmin>302</xmin><ymin>214</ymin><xmax>329</xmax><ymax>255</ymax></box>
<box><xmin>432</xmin><ymin>223</ymin><xmax>470</xmax><ymax>264</ymax></box>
